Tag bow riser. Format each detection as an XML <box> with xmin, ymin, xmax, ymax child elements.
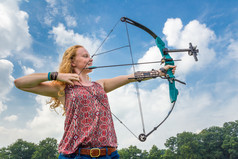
<box><xmin>155</xmin><ymin>37</ymin><xmax>178</xmax><ymax>103</ymax></box>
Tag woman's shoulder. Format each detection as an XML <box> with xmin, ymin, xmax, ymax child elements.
<box><xmin>94</xmin><ymin>80</ymin><xmax>104</xmax><ymax>89</ymax></box>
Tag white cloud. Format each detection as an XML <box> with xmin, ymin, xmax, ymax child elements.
<box><xmin>44</xmin><ymin>0</ymin><xmax>77</xmax><ymax>28</ymax></box>
<box><xmin>0</xmin><ymin>0</ymin><xmax>43</xmax><ymax>68</ymax></box>
<box><xmin>162</xmin><ymin>18</ymin><xmax>183</xmax><ymax>47</ymax></box>
<box><xmin>133</xmin><ymin>18</ymin><xmax>216</xmax><ymax>78</ymax></box>
<box><xmin>4</xmin><ymin>115</ymin><xmax>18</xmax><ymax>122</ymax></box>
<box><xmin>0</xmin><ymin>0</ymin><xmax>31</xmax><ymax>58</ymax></box>
<box><xmin>65</xmin><ymin>15</ymin><xmax>77</xmax><ymax>27</ymax></box>
<box><xmin>135</xmin><ymin>46</ymin><xmax>161</xmax><ymax>71</ymax></box>
<box><xmin>107</xmin><ymin>79</ymin><xmax>238</xmax><ymax>150</ymax></box>
<box><xmin>0</xmin><ymin>101</ymin><xmax>7</xmax><ymax>114</ymax></box>
<box><xmin>162</xmin><ymin>18</ymin><xmax>216</xmax><ymax>74</ymax></box>
<box><xmin>49</xmin><ymin>23</ymin><xmax>101</xmax><ymax>55</ymax></box>
<box><xmin>44</xmin><ymin>0</ymin><xmax>58</xmax><ymax>26</ymax></box>
<box><xmin>0</xmin><ymin>95</ymin><xmax>65</xmax><ymax>147</ymax></box>
<box><xmin>0</xmin><ymin>59</ymin><xmax>14</xmax><ymax>99</ymax></box>
<box><xmin>46</xmin><ymin>0</ymin><xmax>57</xmax><ymax>7</ymax></box>
<box><xmin>108</xmin><ymin>82</ymin><xmax>173</xmax><ymax>149</ymax></box>
<box><xmin>21</xmin><ymin>65</ymin><xmax>35</xmax><ymax>75</ymax></box>
<box><xmin>26</xmin><ymin>96</ymin><xmax>65</xmax><ymax>138</ymax></box>
<box><xmin>228</xmin><ymin>39</ymin><xmax>238</xmax><ymax>60</ymax></box>
<box><xmin>95</xmin><ymin>16</ymin><xmax>101</xmax><ymax>23</ymax></box>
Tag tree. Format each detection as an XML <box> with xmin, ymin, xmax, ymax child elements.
<box><xmin>164</xmin><ymin>132</ymin><xmax>203</xmax><ymax>159</ymax></box>
<box><xmin>118</xmin><ymin>145</ymin><xmax>148</xmax><ymax>159</ymax></box>
<box><xmin>32</xmin><ymin>137</ymin><xmax>58</xmax><ymax>159</ymax></box>
<box><xmin>222</xmin><ymin>121</ymin><xmax>238</xmax><ymax>158</ymax></box>
<box><xmin>199</xmin><ymin>126</ymin><xmax>226</xmax><ymax>158</ymax></box>
<box><xmin>0</xmin><ymin>147</ymin><xmax>10</xmax><ymax>159</ymax></box>
<box><xmin>7</xmin><ymin>139</ymin><xmax>37</xmax><ymax>159</ymax></box>
<box><xmin>147</xmin><ymin>145</ymin><xmax>164</xmax><ymax>159</ymax></box>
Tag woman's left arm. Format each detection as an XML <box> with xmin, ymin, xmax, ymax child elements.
<box><xmin>97</xmin><ymin>73</ymin><xmax>136</xmax><ymax>93</ymax></box>
<box><xmin>97</xmin><ymin>65</ymin><xmax>176</xmax><ymax>93</ymax></box>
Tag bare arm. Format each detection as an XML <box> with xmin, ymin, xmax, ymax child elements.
<box><xmin>14</xmin><ymin>73</ymin><xmax>80</xmax><ymax>98</ymax></box>
<box><xmin>97</xmin><ymin>65</ymin><xmax>176</xmax><ymax>93</ymax></box>
<box><xmin>97</xmin><ymin>74</ymin><xmax>136</xmax><ymax>93</ymax></box>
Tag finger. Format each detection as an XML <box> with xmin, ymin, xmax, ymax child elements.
<box><xmin>170</xmin><ymin>65</ymin><xmax>176</xmax><ymax>68</ymax></box>
<box><xmin>65</xmin><ymin>79</ymin><xmax>74</xmax><ymax>85</ymax></box>
<box><xmin>71</xmin><ymin>74</ymin><xmax>80</xmax><ymax>81</ymax></box>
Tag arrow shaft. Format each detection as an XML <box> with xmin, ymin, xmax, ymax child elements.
<box><xmin>87</xmin><ymin>60</ymin><xmax>181</xmax><ymax>69</ymax></box>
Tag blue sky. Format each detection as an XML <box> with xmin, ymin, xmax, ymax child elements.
<box><xmin>0</xmin><ymin>0</ymin><xmax>238</xmax><ymax>151</ymax></box>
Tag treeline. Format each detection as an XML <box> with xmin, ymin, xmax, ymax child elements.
<box><xmin>0</xmin><ymin>138</ymin><xmax>58</xmax><ymax>159</ymax></box>
<box><xmin>119</xmin><ymin>121</ymin><xmax>238</xmax><ymax>159</ymax></box>
<box><xmin>0</xmin><ymin>120</ymin><xmax>237</xmax><ymax>159</ymax></box>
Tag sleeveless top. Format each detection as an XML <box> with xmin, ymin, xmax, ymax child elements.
<box><xmin>58</xmin><ymin>82</ymin><xmax>118</xmax><ymax>154</ymax></box>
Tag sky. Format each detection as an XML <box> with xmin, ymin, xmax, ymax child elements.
<box><xmin>0</xmin><ymin>0</ymin><xmax>238</xmax><ymax>151</ymax></box>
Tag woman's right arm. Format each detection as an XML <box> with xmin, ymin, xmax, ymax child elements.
<box><xmin>14</xmin><ymin>73</ymin><xmax>79</xmax><ymax>98</ymax></box>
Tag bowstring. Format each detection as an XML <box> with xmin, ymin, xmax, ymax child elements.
<box><xmin>93</xmin><ymin>45</ymin><xmax>129</xmax><ymax>56</ymax></box>
<box><xmin>124</xmin><ymin>22</ymin><xmax>146</xmax><ymax>135</ymax></box>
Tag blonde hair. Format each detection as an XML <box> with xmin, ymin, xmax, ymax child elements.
<box><xmin>49</xmin><ymin>45</ymin><xmax>83</xmax><ymax>113</ymax></box>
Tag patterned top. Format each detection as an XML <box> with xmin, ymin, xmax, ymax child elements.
<box><xmin>58</xmin><ymin>82</ymin><xmax>117</xmax><ymax>154</ymax></box>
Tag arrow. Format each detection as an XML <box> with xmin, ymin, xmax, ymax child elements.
<box><xmin>86</xmin><ymin>59</ymin><xmax>181</xmax><ymax>69</ymax></box>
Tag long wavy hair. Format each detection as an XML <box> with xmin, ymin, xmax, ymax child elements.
<box><xmin>48</xmin><ymin>45</ymin><xmax>83</xmax><ymax>114</ymax></box>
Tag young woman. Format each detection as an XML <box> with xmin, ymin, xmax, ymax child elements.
<box><xmin>14</xmin><ymin>45</ymin><xmax>176</xmax><ymax>159</ymax></box>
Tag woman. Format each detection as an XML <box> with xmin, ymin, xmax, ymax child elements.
<box><xmin>14</xmin><ymin>45</ymin><xmax>176</xmax><ymax>159</ymax></box>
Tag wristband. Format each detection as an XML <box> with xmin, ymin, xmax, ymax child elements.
<box><xmin>133</xmin><ymin>69</ymin><xmax>160</xmax><ymax>81</ymax></box>
<box><xmin>48</xmin><ymin>72</ymin><xmax>51</xmax><ymax>81</ymax></box>
<box><xmin>50</xmin><ymin>72</ymin><xmax>58</xmax><ymax>80</ymax></box>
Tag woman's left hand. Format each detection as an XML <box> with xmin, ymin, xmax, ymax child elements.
<box><xmin>161</xmin><ymin>65</ymin><xmax>177</xmax><ymax>76</ymax></box>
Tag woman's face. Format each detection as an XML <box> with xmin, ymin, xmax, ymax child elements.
<box><xmin>72</xmin><ymin>47</ymin><xmax>93</xmax><ymax>72</ymax></box>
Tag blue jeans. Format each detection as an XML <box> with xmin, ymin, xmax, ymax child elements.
<box><xmin>58</xmin><ymin>149</ymin><xmax>120</xmax><ymax>159</ymax></box>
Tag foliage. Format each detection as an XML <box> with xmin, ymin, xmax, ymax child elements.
<box><xmin>0</xmin><ymin>138</ymin><xmax>58</xmax><ymax>159</ymax></box>
<box><xmin>163</xmin><ymin>120</ymin><xmax>238</xmax><ymax>159</ymax></box>
<box><xmin>6</xmin><ymin>139</ymin><xmax>37</xmax><ymax>159</ymax></box>
<box><xmin>31</xmin><ymin>138</ymin><xmax>58</xmax><ymax>159</ymax></box>
<box><xmin>0</xmin><ymin>120</ymin><xmax>237</xmax><ymax>158</ymax></box>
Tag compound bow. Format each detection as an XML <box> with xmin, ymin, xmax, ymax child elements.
<box><xmin>86</xmin><ymin>17</ymin><xmax>199</xmax><ymax>142</ymax></box>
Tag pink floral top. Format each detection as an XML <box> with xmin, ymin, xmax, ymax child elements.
<box><xmin>58</xmin><ymin>82</ymin><xmax>117</xmax><ymax>154</ymax></box>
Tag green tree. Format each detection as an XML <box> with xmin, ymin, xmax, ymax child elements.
<box><xmin>222</xmin><ymin>120</ymin><xmax>238</xmax><ymax>158</ymax></box>
<box><xmin>163</xmin><ymin>136</ymin><xmax>177</xmax><ymax>159</ymax></box>
<box><xmin>164</xmin><ymin>132</ymin><xmax>202</xmax><ymax>159</ymax></box>
<box><xmin>32</xmin><ymin>137</ymin><xmax>58</xmax><ymax>159</ymax></box>
<box><xmin>199</xmin><ymin>126</ymin><xmax>225</xmax><ymax>158</ymax></box>
<box><xmin>177</xmin><ymin>132</ymin><xmax>202</xmax><ymax>159</ymax></box>
<box><xmin>0</xmin><ymin>147</ymin><xmax>10</xmax><ymax>159</ymax></box>
<box><xmin>7</xmin><ymin>139</ymin><xmax>37</xmax><ymax>159</ymax></box>
<box><xmin>147</xmin><ymin>145</ymin><xmax>164</xmax><ymax>159</ymax></box>
<box><xmin>118</xmin><ymin>145</ymin><xmax>147</xmax><ymax>159</ymax></box>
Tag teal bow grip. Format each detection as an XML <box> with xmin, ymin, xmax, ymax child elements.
<box><xmin>155</xmin><ymin>37</ymin><xmax>178</xmax><ymax>103</ymax></box>
<box><xmin>168</xmin><ymin>71</ymin><xmax>178</xmax><ymax>103</ymax></box>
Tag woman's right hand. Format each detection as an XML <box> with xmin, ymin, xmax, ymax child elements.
<box><xmin>57</xmin><ymin>73</ymin><xmax>80</xmax><ymax>85</ymax></box>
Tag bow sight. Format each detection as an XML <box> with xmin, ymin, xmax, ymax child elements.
<box><xmin>162</xmin><ymin>43</ymin><xmax>199</xmax><ymax>62</ymax></box>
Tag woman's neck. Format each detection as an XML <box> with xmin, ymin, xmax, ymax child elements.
<box><xmin>74</xmin><ymin>71</ymin><xmax>91</xmax><ymax>86</ymax></box>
